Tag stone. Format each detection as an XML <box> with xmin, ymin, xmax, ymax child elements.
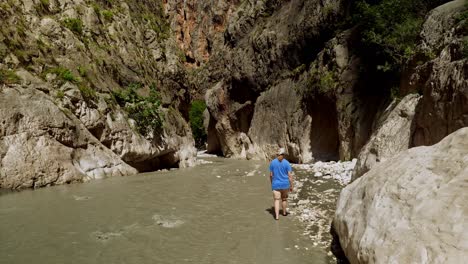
<box><xmin>353</xmin><ymin>94</ymin><xmax>422</xmax><ymax>180</ymax></box>
<box><xmin>0</xmin><ymin>87</ymin><xmax>137</xmax><ymax>189</ymax></box>
<box><xmin>248</xmin><ymin>79</ymin><xmax>313</xmax><ymax>163</ymax></box>
<box><xmin>333</xmin><ymin>127</ymin><xmax>468</xmax><ymax>263</ymax></box>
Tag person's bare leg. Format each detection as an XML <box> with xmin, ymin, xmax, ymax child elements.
<box><xmin>274</xmin><ymin>199</ymin><xmax>280</xmax><ymax>220</ymax></box>
<box><xmin>282</xmin><ymin>199</ymin><xmax>288</xmax><ymax>215</ymax></box>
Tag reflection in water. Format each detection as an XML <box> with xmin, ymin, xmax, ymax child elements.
<box><xmin>0</xmin><ymin>157</ymin><xmax>339</xmax><ymax>264</ymax></box>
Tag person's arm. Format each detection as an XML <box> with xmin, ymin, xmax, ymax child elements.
<box><xmin>288</xmin><ymin>171</ymin><xmax>293</xmax><ymax>191</ymax></box>
<box><xmin>270</xmin><ymin>171</ymin><xmax>273</xmax><ymax>184</ymax></box>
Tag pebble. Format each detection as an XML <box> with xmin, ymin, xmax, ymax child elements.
<box><xmin>289</xmin><ymin>159</ymin><xmax>358</xmax><ymax>252</ymax></box>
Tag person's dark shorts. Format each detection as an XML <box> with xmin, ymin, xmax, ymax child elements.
<box><xmin>272</xmin><ymin>189</ymin><xmax>289</xmax><ymax>200</ymax></box>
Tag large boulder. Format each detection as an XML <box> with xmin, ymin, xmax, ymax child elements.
<box><xmin>248</xmin><ymin>79</ymin><xmax>313</xmax><ymax>163</ymax></box>
<box><xmin>205</xmin><ymin>80</ymin><xmax>255</xmax><ymax>158</ymax></box>
<box><xmin>352</xmin><ymin>94</ymin><xmax>422</xmax><ymax>179</ymax></box>
<box><xmin>0</xmin><ymin>86</ymin><xmax>137</xmax><ymax>189</ymax></box>
<box><xmin>333</xmin><ymin>127</ymin><xmax>468</xmax><ymax>263</ymax></box>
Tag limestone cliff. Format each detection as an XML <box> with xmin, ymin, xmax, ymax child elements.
<box><xmin>191</xmin><ymin>0</ymin><xmax>467</xmax><ymax>169</ymax></box>
<box><xmin>352</xmin><ymin>0</ymin><xmax>467</xmax><ymax>179</ymax></box>
<box><xmin>0</xmin><ymin>0</ymin><xmax>196</xmax><ymax>189</ymax></box>
<box><xmin>1</xmin><ymin>0</ymin><xmax>467</xmax><ymax>191</ymax></box>
<box><xmin>410</xmin><ymin>0</ymin><xmax>468</xmax><ymax>147</ymax></box>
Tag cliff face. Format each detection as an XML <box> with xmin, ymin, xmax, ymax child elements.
<box><xmin>410</xmin><ymin>0</ymin><xmax>468</xmax><ymax>147</ymax></box>
<box><xmin>332</xmin><ymin>2</ymin><xmax>468</xmax><ymax>262</ymax></box>
<box><xmin>192</xmin><ymin>0</ymin><xmax>466</xmax><ymax>168</ymax></box>
<box><xmin>0</xmin><ymin>0</ymin><xmax>197</xmax><ymax>189</ymax></box>
<box><xmin>1</xmin><ymin>0</ymin><xmax>466</xmax><ymax>189</ymax></box>
<box><xmin>193</xmin><ymin>0</ymin><xmax>379</xmax><ymax>161</ymax></box>
<box><xmin>201</xmin><ymin>0</ymin><xmax>362</xmax><ymax>162</ymax></box>
<box><xmin>353</xmin><ymin>0</ymin><xmax>467</xmax><ymax>179</ymax></box>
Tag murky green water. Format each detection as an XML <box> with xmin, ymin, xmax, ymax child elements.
<box><xmin>0</xmin><ymin>157</ymin><xmax>336</xmax><ymax>264</ymax></box>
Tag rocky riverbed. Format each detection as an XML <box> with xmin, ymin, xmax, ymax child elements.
<box><xmin>289</xmin><ymin>159</ymin><xmax>357</xmax><ymax>257</ymax></box>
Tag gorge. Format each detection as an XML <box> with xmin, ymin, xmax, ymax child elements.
<box><xmin>1</xmin><ymin>0</ymin><xmax>467</xmax><ymax>263</ymax></box>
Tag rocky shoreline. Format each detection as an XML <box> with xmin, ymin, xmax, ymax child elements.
<box><xmin>333</xmin><ymin>127</ymin><xmax>468</xmax><ymax>263</ymax></box>
<box><xmin>289</xmin><ymin>160</ymin><xmax>357</xmax><ymax>259</ymax></box>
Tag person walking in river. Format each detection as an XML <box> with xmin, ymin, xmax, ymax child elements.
<box><xmin>269</xmin><ymin>148</ymin><xmax>293</xmax><ymax>220</ymax></box>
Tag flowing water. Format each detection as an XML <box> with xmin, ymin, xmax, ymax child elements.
<box><xmin>0</xmin><ymin>157</ymin><xmax>341</xmax><ymax>264</ymax></box>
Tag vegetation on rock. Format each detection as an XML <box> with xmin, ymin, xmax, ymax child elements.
<box><xmin>46</xmin><ymin>67</ymin><xmax>79</xmax><ymax>83</ymax></box>
<box><xmin>189</xmin><ymin>100</ymin><xmax>207</xmax><ymax>148</ymax></box>
<box><xmin>0</xmin><ymin>69</ymin><xmax>20</xmax><ymax>85</ymax></box>
<box><xmin>62</xmin><ymin>18</ymin><xmax>84</xmax><ymax>35</ymax></box>
<box><xmin>101</xmin><ymin>10</ymin><xmax>114</xmax><ymax>21</ymax></box>
<box><xmin>112</xmin><ymin>83</ymin><xmax>163</xmax><ymax>136</ymax></box>
<box><xmin>352</xmin><ymin>0</ymin><xmax>447</xmax><ymax>68</ymax></box>
<box><xmin>455</xmin><ymin>2</ymin><xmax>468</xmax><ymax>57</ymax></box>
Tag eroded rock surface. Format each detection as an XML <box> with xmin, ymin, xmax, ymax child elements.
<box><xmin>411</xmin><ymin>0</ymin><xmax>468</xmax><ymax>147</ymax></box>
<box><xmin>0</xmin><ymin>87</ymin><xmax>137</xmax><ymax>189</ymax></box>
<box><xmin>0</xmin><ymin>0</ymin><xmax>197</xmax><ymax>189</ymax></box>
<box><xmin>334</xmin><ymin>127</ymin><xmax>468</xmax><ymax>264</ymax></box>
<box><xmin>353</xmin><ymin>94</ymin><xmax>422</xmax><ymax>179</ymax></box>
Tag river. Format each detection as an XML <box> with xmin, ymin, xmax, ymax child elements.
<box><xmin>0</xmin><ymin>157</ymin><xmax>344</xmax><ymax>264</ymax></box>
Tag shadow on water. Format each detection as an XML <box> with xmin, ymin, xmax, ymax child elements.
<box><xmin>265</xmin><ymin>207</ymin><xmax>290</xmax><ymax>220</ymax></box>
<box><xmin>265</xmin><ymin>207</ymin><xmax>276</xmax><ymax>219</ymax></box>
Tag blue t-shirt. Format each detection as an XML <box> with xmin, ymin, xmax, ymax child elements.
<box><xmin>269</xmin><ymin>158</ymin><xmax>292</xmax><ymax>190</ymax></box>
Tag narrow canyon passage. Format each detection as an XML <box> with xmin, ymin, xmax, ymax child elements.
<box><xmin>0</xmin><ymin>157</ymin><xmax>337</xmax><ymax>264</ymax></box>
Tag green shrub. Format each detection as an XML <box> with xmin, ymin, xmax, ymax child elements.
<box><xmin>455</xmin><ymin>3</ymin><xmax>468</xmax><ymax>39</ymax></box>
<box><xmin>77</xmin><ymin>66</ymin><xmax>87</xmax><ymax>77</ymax></box>
<box><xmin>140</xmin><ymin>12</ymin><xmax>170</xmax><ymax>40</ymax></box>
<box><xmin>177</xmin><ymin>48</ymin><xmax>187</xmax><ymax>63</ymax></box>
<box><xmin>48</xmin><ymin>67</ymin><xmax>78</xmax><ymax>83</ymax></box>
<box><xmin>0</xmin><ymin>69</ymin><xmax>20</xmax><ymax>84</ymax></box>
<box><xmin>318</xmin><ymin>71</ymin><xmax>337</xmax><ymax>93</ymax></box>
<box><xmin>305</xmin><ymin>66</ymin><xmax>338</xmax><ymax>95</ymax></box>
<box><xmin>390</xmin><ymin>86</ymin><xmax>402</xmax><ymax>101</ymax></box>
<box><xmin>290</xmin><ymin>64</ymin><xmax>306</xmax><ymax>78</ymax></box>
<box><xmin>56</xmin><ymin>90</ymin><xmax>65</xmax><ymax>99</ymax></box>
<box><xmin>101</xmin><ymin>10</ymin><xmax>113</xmax><ymax>21</ymax></box>
<box><xmin>35</xmin><ymin>0</ymin><xmax>49</xmax><ymax>13</ymax></box>
<box><xmin>91</xmin><ymin>3</ymin><xmax>101</xmax><ymax>14</ymax></box>
<box><xmin>112</xmin><ymin>83</ymin><xmax>163</xmax><ymax>135</ymax></box>
<box><xmin>63</xmin><ymin>18</ymin><xmax>83</xmax><ymax>34</ymax></box>
<box><xmin>78</xmin><ymin>84</ymin><xmax>96</xmax><ymax>100</ymax></box>
<box><xmin>354</xmin><ymin>0</ymin><xmax>429</xmax><ymax>70</ymax></box>
<box><xmin>189</xmin><ymin>100</ymin><xmax>207</xmax><ymax>148</ymax></box>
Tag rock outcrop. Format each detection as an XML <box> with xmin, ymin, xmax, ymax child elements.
<box><xmin>410</xmin><ymin>0</ymin><xmax>468</xmax><ymax>147</ymax></box>
<box><xmin>203</xmin><ymin>0</ymin><xmax>368</xmax><ymax>162</ymax></box>
<box><xmin>0</xmin><ymin>86</ymin><xmax>137</xmax><ymax>189</ymax></box>
<box><xmin>352</xmin><ymin>94</ymin><xmax>422</xmax><ymax>179</ymax></box>
<box><xmin>0</xmin><ymin>0</ymin><xmax>197</xmax><ymax>189</ymax></box>
<box><xmin>200</xmin><ymin>0</ymin><xmax>466</xmax><ymax>166</ymax></box>
<box><xmin>248</xmin><ymin>79</ymin><xmax>313</xmax><ymax>162</ymax></box>
<box><xmin>333</xmin><ymin>127</ymin><xmax>468</xmax><ymax>263</ymax></box>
